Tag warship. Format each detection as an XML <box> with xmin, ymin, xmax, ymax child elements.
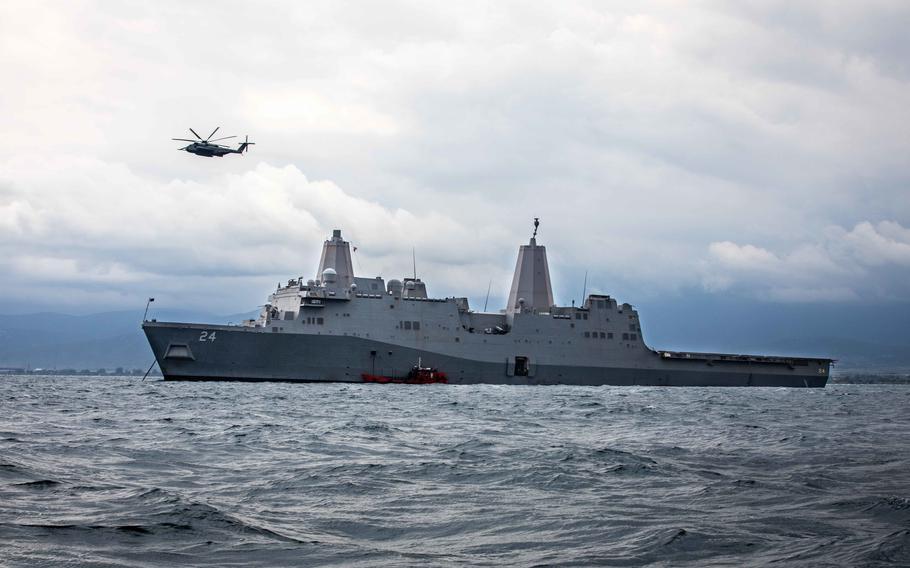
<box><xmin>143</xmin><ymin>223</ymin><xmax>831</xmax><ymax>387</ymax></box>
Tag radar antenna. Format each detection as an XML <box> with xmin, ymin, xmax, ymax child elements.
<box><xmin>532</xmin><ymin>217</ymin><xmax>539</xmax><ymax>239</ymax></box>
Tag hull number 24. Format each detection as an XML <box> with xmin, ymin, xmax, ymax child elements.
<box><xmin>199</xmin><ymin>331</ymin><xmax>217</xmax><ymax>342</ymax></box>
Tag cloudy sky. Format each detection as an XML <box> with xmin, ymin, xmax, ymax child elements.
<box><xmin>1</xmin><ymin>1</ymin><xmax>909</xmax><ymax>321</ymax></box>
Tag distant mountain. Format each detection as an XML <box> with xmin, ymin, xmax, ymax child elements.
<box><xmin>639</xmin><ymin>296</ymin><xmax>910</xmax><ymax>370</ymax></box>
<box><xmin>0</xmin><ymin>309</ymin><xmax>257</xmax><ymax>370</ymax></box>
<box><xmin>1</xmin><ymin>298</ymin><xmax>907</xmax><ymax>371</ymax></box>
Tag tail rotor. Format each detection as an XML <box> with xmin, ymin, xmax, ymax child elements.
<box><xmin>238</xmin><ymin>135</ymin><xmax>256</xmax><ymax>154</ymax></box>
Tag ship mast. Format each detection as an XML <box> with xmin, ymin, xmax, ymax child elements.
<box><xmin>507</xmin><ymin>218</ymin><xmax>554</xmax><ymax>313</ymax></box>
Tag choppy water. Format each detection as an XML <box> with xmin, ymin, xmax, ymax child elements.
<box><xmin>1</xmin><ymin>376</ymin><xmax>909</xmax><ymax>567</ymax></box>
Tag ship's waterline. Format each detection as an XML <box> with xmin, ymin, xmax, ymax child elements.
<box><xmin>144</xmin><ymin>226</ymin><xmax>831</xmax><ymax>387</ymax></box>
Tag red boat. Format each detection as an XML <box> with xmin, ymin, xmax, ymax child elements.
<box><xmin>362</xmin><ymin>365</ymin><xmax>448</xmax><ymax>384</ymax></box>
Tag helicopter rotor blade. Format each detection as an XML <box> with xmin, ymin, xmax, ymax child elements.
<box><xmin>172</xmin><ymin>138</ymin><xmax>196</xmax><ymax>142</ymax></box>
<box><xmin>207</xmin><ymin>127</ymin><xmax>220</xmax><ymax>141</ymax></box>
<box><xmin>189</xmin><ymin>128</ymin><xmax>204</xmax><ymax>140</ymax></box>
<box><xmin>209</xmin><ymin>135</ymin><xmax>236</xmax><ymax>142</ymax></box>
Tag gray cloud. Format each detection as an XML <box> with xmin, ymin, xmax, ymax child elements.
<box><xmin>0</xmin><ymin>1</ymin><xmax>908</xmax><ymax>313</ymax></box>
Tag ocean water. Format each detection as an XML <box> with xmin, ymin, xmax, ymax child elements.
<box><xmin>1</xmin><ymin>376</ymin><xmax>908</xmax><ymax>567</ymax></box>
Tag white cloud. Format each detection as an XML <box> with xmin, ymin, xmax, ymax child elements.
<box><xmin>707</xmin><ymin>242</ymin><xmax>780</xmax><ymax>271</ymax></box>
<box><xmin>701</xmin><ymin>220</ymin><xmax>910</xmax><ymax>301</ymax></box>
<box><xmin>0</xmin><ymin>157</ymin><xmax>514</xmax><ymax>312</ymax></box>
<box><xmin>836</xmin><ymin>221</ymin><xmax>910</xmax><ymax>266</ymax></box>
<box><xmin>240</xmin><ymin>89</ymin><xmax>401</xmax><ymax>136</ymax></box>
<box><xmin>0</xmin><ymin>1</ymin><xmax>908</xmax><ymax>312</ymax></box>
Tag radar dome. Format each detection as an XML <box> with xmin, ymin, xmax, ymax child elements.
<box><xmin>405</xmin><ymin>280</ymin><xmax>416</xmax><ymax>290</ymax></box>
<box><xmin>322</xmin><ymin>268</ymin><xmax>337</xmax><ymax>283</ymax></box>
<box><xmin>388</xmin><ymin>279</ymin><xmax>403</xmax><ymax>295</ymax></box>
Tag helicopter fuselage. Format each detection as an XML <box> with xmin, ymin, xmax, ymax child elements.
<box><xmin>183</xmin><ymin>143</ymin><xmax>237</xmax><ymax>157</ymax></box>
<box><xmin>173</xmin><ymin>129</ymin><xmax>254</xmax><ymax>157</ymax></box>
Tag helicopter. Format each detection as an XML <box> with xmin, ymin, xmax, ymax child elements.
<box><xmin>172</xmin><ymin>127</ymin><xmax>255</xmax><ymax>157</ymax></box>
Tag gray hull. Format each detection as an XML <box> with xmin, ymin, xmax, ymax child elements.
<box><xmin>144</xmin><ymin>322</ymin><xmax>829</xmax><ymax>388</ymax></box>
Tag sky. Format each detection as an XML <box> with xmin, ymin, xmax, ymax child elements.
<box><xmin>1</xmin><ymin>1</ymin><xmax>909</xmax><ymax>323</ymax></box>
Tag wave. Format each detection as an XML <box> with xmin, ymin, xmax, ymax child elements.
<box><xmin>1</xmin><ymin>377</ymin><xmax>908</xmax><ymax>567</ymax></box>
<box><xmin>11</xmin><ymin>479</ymin><xmax>61</xmax><ymax>489</ymax></box>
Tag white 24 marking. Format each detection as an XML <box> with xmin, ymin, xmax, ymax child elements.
<box><xmin>199</xmin><ymin>331</ymin><xmax>217</xmax><ymax>342</ymax></box>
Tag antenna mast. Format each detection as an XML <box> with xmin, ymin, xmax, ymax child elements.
<box><xmin>581</xmin><ymin>271</ymin><xmax>588</xmax><ymax>307</ymax></box>
<box><xmin>351</xmin><ymin>243</ymin><xmax>364</xmax><ymax>274</ymax></box>
<box><xmin>532</xmin><ymin>217</ymin><xmax>539</xmax><ymax>240</ymax></box>
<box><xmin>483</xmin><ymin>279</ymin><xmax>492</xmax><ymax>312</ymax></box>
<box><xmin>412</xmin><ymin>247</ymin><xmax>417</xmax><ymax>279</ymax></box>
<box><xmin>142</xmin><ymin>297</ymin><xmax>155</xmax><ymax>322</ymax></box>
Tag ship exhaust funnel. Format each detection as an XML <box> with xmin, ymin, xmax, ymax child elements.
<box><xmin>317</xmin><ymin>229</ymin><xmax>355</xmax><ymax>288</ymax></box>
<box><xmin>507</xmin><ymin>219</ymin><xmax>554</xmax><ymax>313</ymax></box>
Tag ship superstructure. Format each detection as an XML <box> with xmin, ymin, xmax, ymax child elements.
<box><xmin>143</xmin><ymin>225</ymin><xmax>831</xmax><ymax>387</ymax></box>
